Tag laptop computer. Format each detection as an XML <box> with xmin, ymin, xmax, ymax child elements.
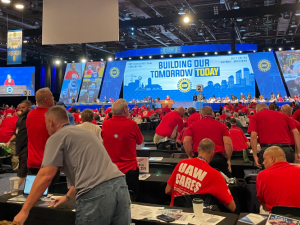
<box><xmin>8</xmin><ymin>175</ymin><xmax>49</xmax><ymax>202</ymax></box>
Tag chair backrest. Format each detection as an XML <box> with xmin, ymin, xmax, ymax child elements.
<box><xmin>149</xmin><ymin>163</ymin><xmax>175</xmax><ymax>174</ymax></box>
<box><xmin>142</xmin><ymin>130</ymin><xmax>156</xmax><ymax>142</ymax></box>
<box><xmin>170</xmin><ymin>153</ymin><xmax>188</xmax><ymax>159</ymax></box>
<box><xmin>272</xmin><ymin>206</ymin><xmax>300</xmax><ymax>217</ymax></box>
<box><xmin>51</xmin><ymin>182</ymin><xmax>69</xmax><ymax>194</ymax></box>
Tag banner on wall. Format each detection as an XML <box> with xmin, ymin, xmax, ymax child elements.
<box><xmin>7</xmin><ymin>30</ymin><xmax>22</xmax><ymax>65</ymax></box>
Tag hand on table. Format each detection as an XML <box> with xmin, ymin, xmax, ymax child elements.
<box><xmin>13</xmin><ymin>210</ymin><xmax>29</xmax><ymax>225</ymax></box>
<box><xmin>295</xmin><ymin>153</ymin><xmax>300</xmax><ymax>163</ymax></box>
<box><xmin>54</xmin><ymin>196</ymin><xmax>67</xmax><ymax>207</ymax></box>
<box><xmin>254</xmin><ymin>156</ymin><xmax>262</xmax><ymax>169</ymax></box>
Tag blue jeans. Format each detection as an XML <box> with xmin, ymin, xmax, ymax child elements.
<box><xmin>76</xmin><ymin>176</ymin><xmax>131</xmax><ymax>225</ymax></box>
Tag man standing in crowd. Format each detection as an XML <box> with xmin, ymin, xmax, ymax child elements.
<box><xmin>14</xmin><ymin>106</ymin><xmax>130</xmax><ymax>225</ymax></box>
<box><xmin>154</xmin><ymin>107</ymin><xmax>185</xmax><ymax>143</ymax></box>
<box><xmin>56</xmin><ymin>102</ymin><xmax>75</xmax><ymax>125</ymax></box>
<box><xmin>6</xmin><ymin>100</ymin><xmax>31</xmax><ymax>187</ymax></box>
<box><xmin>166</xmin><ymin>139</ymin><xmax>236</xmax><ymax>212</ymax></box>
<box><xmin>102</xmin><ymin>99</ymin><xmax>143</xmax><ymax>198</ymax></box>
<box><xmin>248</xmin><ymin>104</ymin><xmax>300</xmax><ymax>168</ymax></box>
<box><xmin>187</xmin><ymin>107</ymin><xmax>200</xmax><ymax>126</ymax></box>
<box><xmin>26</xmin><ymin>88</ymin><xmax>54</xmax><ymax>175</ymax></box>
<box><xmin>78</xmin><ymin>109</ymin><xmax>102</xmax><ymax>141</ymax></box>
<box><xmin>256</xmin><ymin>146</ymin><xmax>300</xmax><ymax>212</ymax></box>
<box><xmin>292</xmin><ymin>103</ymin><xmax>300</xmax><ymax>115</ymax></box>
<box><xmin>228</xmin><ymin>119</ymin><xmax>250</xmax><ymax>151</ymax></box>
<box><xmin>183</xmin><ymin>106</ymin><xmax>233</xmax><ymax>177</ymax></box>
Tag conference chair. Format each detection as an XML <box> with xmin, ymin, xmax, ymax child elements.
<box><xmin>272</xmin><ymin>206</ymin><xmax>300</xmax><ymax>217</ymax></box>
<box><xmin>141</xmin><ymin>130</ymin><xmax>156</xmax><ymax>143</ymax></box>
<box><xmin>51</xmin><ymin>182</ymin><xmax>69</xmax><ymax>194</ymax></box>
<box><xmin>170</xmin><ymin>153</ymin><xmax>188</xmax><ymax>159</ymax></box>
<box><xmin>149</xmin><ymin>163</ymin><xmax>175</xmax><ymax>174</ymax></box>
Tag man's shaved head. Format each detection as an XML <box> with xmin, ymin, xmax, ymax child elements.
<box><xmin>176</xmin><ymin>106</ymin><xmax>185</xmax><ymax>117</ymax></box>
<box><xmin>36</xmin><ymin>88</ymin><xmax>54</xmax><ymax>108</ymax></box>
<box><xmin>198</xmin><ymin>138</ymin><xmax>215</xmax><ymax>154</ymax></box>
<box><xmin>201</xmin><ymin>106</ymin><xmax>213</xmax><ymax>116</ymax></box>
<box><xmin>263</xmin><ymin>146</ymin><xmax>286</xmax><ymax>169</ymax></box>
<box><xmin>256</xmin><ymin>104</ymin><xmax>268</xmax><ymax>112</ymax></box>
<box><xmin>45</xmin><ymin>106</ymin><xmax>69</xmax><ymax>136</ymax></box>
<box><xmin>282</xmin><ymin>104</ymin><xmax>292</xmax><ymax>116</ymax></box>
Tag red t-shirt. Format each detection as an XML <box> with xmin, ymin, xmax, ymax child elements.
<box><xmin>133</xmin><ymin>106</ymin><xmax>139</xmax><ymax>114</ymax></box>
<box><xmin>241</xmin><ymin>108</ymin><xmax>249</xmax><ymax>115</ymax></box>
<box><xmin>162</xmin><ymin>106</ymin><xmax>171</xmax><ymax>114</ymax></box>
<box><xmin>156</xmin><ymin>111</ymin><xmax>183</xmax><ymax>138</ymax></box>
<box><xmin>188</xmin><ymin>113</ymin><xmax>201</xmax><ymax>127</ymax></box>
<box><xmin>0</xmin><ymin>116</ymin><xmax>18</xmax><ymax>142</ymax></box>
<box><xmin>159</xmin><ymin>115</ymin><xmax>165</xmax><ymax>120</ymax></box>
<box><xmin>166</xmin><ymin>97</ymin><xmax>171</xmax><ymax>100</ymax></box>
<box><xmin>256</xmin><ymin>162</ymin><xmax>300</xmax><ymax>212</ymax></box>
<box><xmin>230</xmin><ymin>128</ymin><xmax>248</xmax><ymax>151</ymax></box>
<box><xmin>140</xmin><ymin>106</ymin><xmax>147</xmax><ymax>111</ymax></box>
<box><xmin>137</xmin><ymin>113</ymin><xmax>143</xmax><ymax>119</ymax></box>
<box><xmin>292</xmin><ymin>109</ymin><xmax>300</xmax><ymax>123</ymax></box>
<box><xmin>102</xmin><ymin>115</ymin><xmax>143</xmax><ymax>174</ymax></box>
<box><xmin>185</xmin><ymin>117</ymin><xmax>230</xmax><ymax>154</ymax></box>
<box><xmin>234</xmin><ymin>107</ymin><xmax>239</xmax><ymax>113</ymax></box>
<box><xmin>72</xmin><ymin>113</ymin><xmax>80</xmax><ymax>123</ymax></box>
<box><xmin>155</xmin><ymin>108</ymin><xmax>162</xmax><ymax>116</ymax></box>
<box><xmin>248</xmin><ymin>110</ymin><xmax>296</xmax><ymax>145</ymax></box>
<box><xmin>142</xmin><ymin>110</ymin><xmax>151</xmax><ymax>118</ymax></box>
<box><xmin>91</xmin><ymin>120</ymin><xmax>97</xmax><ymax>125</ymax></box>
<box><xmin>65</xmin><ymin>70</ymin><xmax>80</xmax><ymax>80</ymax></box>
<box><xmin>231</xmin><ymin>124</ymin><xmax>243</xmax><ymax>133</ymax></box>
<box><xmin>183</xmin><ymin>118</ymin><xmax>188</xmax><ymax>128</ymax></box>
<box><xmin>238</xmin><ymin>104</ymin><xmax>245</xmax><ymax>109</ymax></box>
<box><xmin>289</xmin><ymin>119</ymin><xmax>300</xmax><ymax>145</ymax></box>
<box><xmin>26</xmin><ymin>107</ymin><xmax>50</xmax><ymax>168</ymax></box>
<box><xmin>177</xmin><ymin>127</ymin><xmax>189</xmax><ymax>143</ymax></box>
<box><xmin>220</xmin><ymin>114</ymin><xmax>227</xmax><ymax>122</ymax></box>
<box><xmin>104</xmin><ymin>107</ymin><xmax>112</xmax><ymax>114</ymax></box>
<box><xmin>4</xmin><ymin>109</ymin><xmax>14</xmax><ymax>117</ymax></box>
<box><xmin>167</xmin><ymin>158</ymin><xmax>233</xmax><ymax>206</ymax></box>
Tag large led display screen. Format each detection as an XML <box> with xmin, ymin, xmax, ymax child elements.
<box><xmin>123</xmin><ymin>55</ymin><xmax>256</xmax><ymax>101</ymax></box>
<box><xmin>59</xmin><ymin>62</ymin><xmax>85</xmax><ymax>103</ymax></box>
<box><xmin>78</xmin><ymin>61</ymin><xmax>106</xmax><ymax>103</ymax></box>
<box><xmin>276</xmin><ymin>50</ymin><xmax>300</xmax><ymax>96</ymax></box>
<box><xmin>0</xmin><ymin>67</ymin><xmax>35</xmax><ymax>96</ymax></box>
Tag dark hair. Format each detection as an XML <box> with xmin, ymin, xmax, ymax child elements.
<box><xmin>230</xmin><ymin>118</ymin><xmax>237</xmax><ymax>124</ymax></box>
<box><xmin>21</xmin><ymin>100</ymin><xmax>32</xmax><ymax>107</ymax></box>
<box><xmin>94</xmin><ymin>114</ymin><xmax>100</xmax><ymax>121</ymax></box>
<box><xmin>70</xmin><ymin>107</ymin><xmax>77</xmax><ymax>113</ymax></box>
<box><xmin>108</xmin><ymin>112</ymin><xmax>113</xmax><ymax>119</ymax></box>
<box><xmin>269</xmin><ymin>103</ymin><xmax>275</xmax><ymax>111</ymax></box>
<box><xmin>225</xmin><ymin>116</ymin><xmax>231</xmax><ymax>121</ymax></box>
<box><xmin>187</xmin><ymin>107</ymin><xmax>196</xmax><ymax>115</ymax></box>
<box><xmin>225</xmin><ymin>122</ymin><xmax>231</xmax><ymax>129</ymax></box>
<box><xmin>81</xmin><ymin>109</ymin><xmax>94</xmax><ymax>122</ymax></box>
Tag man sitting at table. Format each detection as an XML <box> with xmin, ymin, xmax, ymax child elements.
<box><xmin>187</xmin><ymin>107</ymin><xmax>201</xmax><ymax>126</ymax></box>
<box><xmin>256</xmin><ymin>146</ymin><xmax>300</xmax><ymax>212</ymax></box>
<box><xmin>166</xmin><ymin>138</ymin><xmax>236</xmax><ymax>212</ymax></box>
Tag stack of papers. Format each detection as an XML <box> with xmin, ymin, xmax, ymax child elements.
<box><xmin>149</xmin><ymin>157</ymin><xmax>163</xmax><ymax>161</ymax></box>
<box><xmin>266</xmin><ymin>213</ymin><xmax>300</xmax><ymax>225</ymax></box>
<box><xmin>239</xmin><ymin>214</ymin><xmax>267</xmax><ymax>224</ymax></box>
<box><xmin>139</xmin><ymin>174</ymin><xmax>151</xmax><ymax>180</ymax></box>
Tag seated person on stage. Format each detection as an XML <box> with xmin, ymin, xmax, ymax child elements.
<box><xmin>166</xmin><ymin>139</ymin><xmax>236</xmax><ymax>212</ymax></box>
<box><xmin>153</xmin><ymin>107</ymin><xmax>185</xmax><ymax>144</ymax></box>
<box><xmin>289</xmin><ymin>96</ymin><xmax>295</xmax><ymax>102</ymax></box>
<box><xmin>132</xmin><ymin>99</ymin><xmax>136</xmax><ymax>103</ymax></box>
<box><xmin>187</xmin><ymin>107</ymin><xmax>201</xmax><ymax>126</ymax></box>
<box><xmin>226</xmin><ymin>121</ymin><xmax>250</xmax><ymax>151</ymax></box>
<box><xmin>166</xmin><ymin>95</ymin><xmax>171</xmax><ymax>101</ymax></box>
<box><xmin>257</xmin><ymin>146</ymin><xmax>300</xmax><ymax>212</ymax></box>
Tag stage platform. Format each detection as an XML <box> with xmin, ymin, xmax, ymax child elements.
<box><xmin>203</xmin><ymin>102</ymin><xmax>291</xmax><ymax>111</ymax></box>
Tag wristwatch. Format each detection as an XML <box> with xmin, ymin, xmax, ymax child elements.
<box><xmin>65</xmin><ymin>194</ymin><xmax>72</xmax><ymax>201</ymax></box>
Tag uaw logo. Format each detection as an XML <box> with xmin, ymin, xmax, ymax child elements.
<box><xmin>177</xmin><ymin>78</ymin><xmax>192</xmax><ymax>93</ymax></box>
<box><xmin>6</xmin><ymin>86</ymin><xmax>13</xmax><ymax>94</ymax></box>
<box><xmin>13</xmin><ymin>32</ymin><xmax>17</xmax><ymax>37</ymax></box>
<box><xmin>258</xmin><ymin>59</ymin><xmax>271</xmax><ymax>72</ymax></box>
<box><xmin>109</xmin><ymin>67</ymin><xmax>120</xmax><ymax>78</ymax></box>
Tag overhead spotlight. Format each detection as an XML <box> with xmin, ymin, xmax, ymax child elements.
<box><xmin>72</xmin><ymin>61</ymin><xmax>75</xmax><ymax>63</ymax></box>
<box><xmin>140</xmin><ymin>56</ymin><xmax>143</xmax><ymax>59</ymax></box>
<box><xmin>178</xmin><ymin>7</ymin><xmax>185</xmax><ymax>15</ymax></box>
<box><xmin>237</xmin><ymin>18</ymin><xmax>243</xmax><ymax>22</ymax></box>
<box><xmin>239</xmin><ymin>51</ymin><xmax>242</xmax><ymax>53</ymax></box>
<box><xmin>101</xmin><ymin>58</ymin><xmax>103</xmax><ymax>61</ymax></box>
<box><xmin>15</xmin><ymin>4</ymin><xmax>24</xmax><ymax>9</ymax></box>
<box><xmin>169</xmin><ymin>55</ymin><xmax>172</xmax><ymax>57</ymax></box>
<box><xmin>55</xmin><ymin>60</ymin><xmax>61</xmax><ymax>65</ymax></box>
<box><xmin>182</xmin><ymin>54</ymin><xmax>185</xmax><ymax>57</ymax></box>
<box><xmin>81</xmin><ymin>59</ymin><xmax>87</xmax><ymax>63</ymax></box>
<box><xmin>268</xmin><ymin>48</ymin><xmax>272</xmax><ymax>51</ymax></box>
<box><xmin>183</xmin><ymin>16</ymin><xmax>190</xmax><ymax>24</ymax></box>
<box><xmin>215</xmin><ymin>52</ymin><xmax>218</xmax><ymax>55</ymax></box>
<box><xmin>149</xmin><ymin>56</ymin><xmax>152</xmax><ymax>59</ymax></box>
<box><xmin>124</xmin><ymin>13</ymin><xmax>131</xmax><ymax>20</ymax></box>
<box><xmin>189</xmin><ymin>22</ymin><xmax>196</xmax><ymax>26</ymax></box>
<box><xmin>64</xmin><ymin>61</ymin><xmax>67</xmax><ymax>63</ymax></box>
<box><xmin>291</xmin><ymin>47</ymin><xmax>295</xmax><ymax>50</ymax></box>
<box><xmin>288</xmin><ymin>30</ymin><xmax>293</xmax><ymax>35</ymax></box>
<box><xmin>130</xmin><ymin>27</ymin><xmax>135</xmax><ymax>31</ymax></box>
<box><xmin>23</xmin><ymin>40</ymin><xmax>28</xmax><ymax>43</ymax></box>
<box><xmin>120</xmin><ymin>58</ymin><xmax>123</xmax><ymax>60</ymax></box>
<box><xmin>129</xmin><ymin>58</ymin><xmax>132</xmax><ymax>60</ymax></box>
<box><xmin>253</xmin><ymin>50</ymin><xmax>256</xmax><ymax>52</ymax></box>
<box><xmin>192</xmin><ymin>53</ymin><xmax>195</xmax><ymax>56</ymax></box>
<box><xmin>205</xmin><ymin>52</ymin><xmax>208</xmax><ymax>55</ymax></box>
<box><xmin>34</xmin><ymin>21</ymin><xmax>39</xmax><ymax>28</ymax></box>
<box><xmin>90</xmin><ymin>60</ymin><xmax>93</xmax><ymax>62</ymax></box>
<box><xmin>228</xmin><ymin>51</ymin><xmax>232</xmax><ymax>54</ymax></box>
<box><xmin>233</xmin><ymin>2</ymin><xmax>239</xmax><ymax>9</ymax></box>
<box><xmin>279</xmin><ymin>48</ymin><xmax>282</xmax><ymax>51</ymax></box>
<box><xmin>108</xmin><ymin>58</ymin><xmax>112</xmax><ymax>61</ymax></box>
<box><xmin>1</xmin><ymin>0</ymin><xmax>11</xmax><ymax>3</ymax></box>
<box><xmin>161</xmin><ymin>55</ymin><xmax>164</xmax><ymax>58</ymax></box>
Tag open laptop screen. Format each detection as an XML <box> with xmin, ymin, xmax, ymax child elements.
<box><xmin>24</xmin><ymin>175</ymin><xmax>49</xmax><ymax>196</ymax></box>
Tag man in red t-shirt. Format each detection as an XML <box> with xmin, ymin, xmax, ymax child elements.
<box><xmin>166</xmin><ymin>138</ymin><xmax>236</xmax><ymax>212</ymax></box>
<box><xmin>292</xmin><ymin>105</ymin><xmax>300</xmax><ymax>123</ymax></box>
<box><xmin>282</xmin><ymin>105</ymin><xmax>300</xmax><ymax>151</ymax></box>
<box><xmin>26</xmin><ymin>88</ymin><xmax>54</xmax><ymax>174</ymax></box>
<box><xmin>226</xmin><ymin>121</ymin><xmax>249</xmax><ymax>151</ymax></box>
<box><xmin>4</xmin><ymin>105</ymin><xmax>15</xmax><ymax>118</ymax></box>
<box><xmin>184</xmin><ymin>106</ymin><xmax>233</xmax><ymax>177</ymax></box>
<box><xmin>248</xmin><ymin>104</ymin><xmax>300</xmax><ymax>168</ymax></box>
<box><xmin>70</xmin><ymin>107</ymin><xmax>80</xmax><ymax>124</ymax></box>
<box><xmin>64</xmin><ymin>63</ymin><xmax>80</xmax><ymax>80</ymax></box>
<box><xmin>102</xmin><ymin>99</ymin><xmax>143</xmax><ymax>198</ymax></box>
<box><xmin>132</xmin><ymin>105</ymin><xmax>139</xmax><ymax>114</ymax></box>
<box><xmin>154</xmin><ymin>107</ymin><xmax>185</xmax><ymax>143</ymax></box>
<box><xmin>0</xmin><ymin>114</ymin><xmax>18</xmax><ymax>143</ymax></box>
<box><xmin>140</xmin><ymin>104</ymin><xmax>147</xmax><ymax>111</ymax></box>
<box><xmin>220</xmin><ymin>111</ymin><xmax>227</xmax><ymax>122</ymax></box>
<box><xmin>162</xmin><ymin>106</ymin><xmax>171</xmax><ymax>114</ymax></box>
<box><xmin>257</xmin><ymin>146</ymin><xmax>300</xmax><ymax>212</ymax></box>
<box><xmin>187</xmin><ymin>107</ymin><xmax>200</xmax><ymax>126</ymax></box>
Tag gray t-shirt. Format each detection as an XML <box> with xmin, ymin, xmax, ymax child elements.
<box><xmin>42</xmin><ymin>125</ymin><xmax>124</xmax><ymax>197</ymax></box>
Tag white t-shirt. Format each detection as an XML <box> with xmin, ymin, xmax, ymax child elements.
<box><xmin>77</xmin><ymin>122</ymin><xmax>102</xmax><ymax>141</ymax></box>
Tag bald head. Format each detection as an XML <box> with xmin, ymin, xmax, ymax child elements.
<box><xmin>198</xmin><ymin>138</ymin><xmax>215</xmax><ymax>154</ymax></box>
<box><xmin>256</xmin><ymin>104</ymin><xmax>268</xmax><ymax>112</ymax></box>
<box><xmin>263</xmin><ymin>146</ymin><xmax>286</xmax><ymax>169</ymax></box>
<box><xmin>201</xmin><ymin>106</ymin><xmax>213</xmax><ymax>116</ymax></box>
<box><xmin>282</xmin><ymin>104</ymin><xmax>292</xmax><ymax>116</ymax></box>
<box><xmin>36</xmin><ymin>88</ymin><xmax>54</xmax><ymax>108</ymax></box>
<box><xmin>176</xmin><ymin>106</ymin><xmax>185</xmax><ymax>117</ymax></box>
<box><xmin>45</xmin><ymin>106</ymin><xmax>69</xmax><ymax>136</ymax></box>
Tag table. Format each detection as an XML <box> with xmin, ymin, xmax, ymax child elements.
<box><xmin>65</xmin><ymin>103</ymin><xmax>136</xmax><ymax>111</ymax></box>
<box><xmin>137</xmin><ymin>148</ymin><xmax>181</xmax><ymax>157</ymax></box>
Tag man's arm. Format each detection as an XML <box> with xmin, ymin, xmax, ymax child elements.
<box><xmin>291</xmin><ymin>128</ymin><xmax>300</xmax><ymax>162</ymax></box>
<box><xmin>6</xmin><ymin>134</ymin><xmax>16</xmax><ymax>147</ymax></box>
<box><xmin>183</xmin><ymin>136</ymin><xmax>193</xmax><ymax>158</ymax></box>
<box><xmin>165</xmin><ymin>184</ymin><xmax>173</xmax><ymax>195</ymax></box>
<box><xmin>54</xmin><ymin>186</ymin><xmax>76</xmax><ymax>207</ymax></box>
<box><xmin>226</xmin><ymin>200</ymin><xmax>236</xmax><ymax>212</ymax></box>
<box><xmin>223</xmin><ymin>136</ymin><xmax>233</xmax><ymax>173</ymax></box>
<box><xmin>14</xmin><ymin>166</ymin><xmax>58</xmax><ymax>225</ymax></box>
<box><xmin>250</xmin><ymin>132</ymin><xmax>261</xmax><ymax>168</ymax></box>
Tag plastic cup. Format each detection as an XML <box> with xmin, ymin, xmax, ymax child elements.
<box><xmin>9</xmin><ymin>177</ymin><xmax>19</xmax><ymax>196</ymax></box>
<box><xmin>193</xmin><ymin>198</ymin><xmax>204</xmax><ymax>218</ymax></box>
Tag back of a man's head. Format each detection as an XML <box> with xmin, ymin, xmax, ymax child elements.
<box><xmin>230</xmin><ymin>118</ymin><xmax>237</xmax><ymax>125</ymax></box>
<box><xmin>45</xmin><ymin>106</ymin><xmax>69</xmax><ymax>125</ymax></box>
<box><xmin>296</xmin><ymin>103</ymin><xmax>299</xmax><ymax>107</ymax></box>
<box><xmin>201</xmin><ymin>106</ymin><xmax>213</xmax><ymax>116</ymax></box>
<box><xmin>256</xmin><ymin>104</ymin><xmax>268</xmax><ymax>112</ymax></box>
<box><xmin>112</xmin><ymin>99</ymin><xmax>128</xmax><ymax>115</ymax></box>
<box><xmin>225</xmin><ymin>116</ymin><xmax>231</xmax><ymax>122</ymax></box>
<box><xmin>176</xmin><ymin>106</ymin><xmax>185</xmax><ymax>117</ymax></box>
<box><xmin>216</xmin><ymin>113</ymin><xmax>220</xmax><ymax>117</ymax></box>
<box><xmin>263</xmin><ymin>146</ymin><xmax>286</xmax><ymax>169</ymax></box>
<box><xmin>225</xmin><ymin>109</ymin><xmax>230</xmax><ymax>113</ymax></box>
<box><xmin>198</xmin><ymin>138</ymin><xmax>215</xmax><ymax>155</ymax></box>
<box><xmin>233</xmin><ymin>112</ymin><xmax>238</xmax><ymax>118</ymax></box>
<box><xmin>81</xmin><ymin>109</ymin><xmax>94</xmax><ymax>122</ymax></box>
<box><xmin>36</xmin><ymin>88</ymin><xmax>53</xmax><ymax>108</ymax></box>
<box><xmin>225</xmin><ymin>122</ymin><xmax>231</xmax><ymax>129</ymax></box>
<box><xmin>21</xmin><ymin>100</ymin><xmax>32</xmax><ymax>107</ymax></box>
<box><xmin>187</xmin><ymin>107</ymin><xmax>196</xmax><ymax>115</ymax></box>
<box><xmin>282</xmin><ymin>104</ymin><xmax>292</xmax><ymax>116</ymax></box>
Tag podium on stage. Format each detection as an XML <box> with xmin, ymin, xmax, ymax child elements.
<box><xmin>160</xmin><ymin>100</ymin><xmax>174</xmax><ymax>108</ymax></box>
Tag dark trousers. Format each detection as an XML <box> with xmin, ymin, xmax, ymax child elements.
<box><xmin>143</xmin><ymin>117</ymin><xmax>151</xmax><ymax>122</ymax></box>
<box><xmin>125</xmin><ymin>168</ymin><xmax>139</xmax><ymax>201</ymax></box>
<box><xmin>28</xmin><ymin>167</ymin><xmax>61</xmax><ymax>192</ymax></box>
<box><xmin>259</xmin><ymin>145</ymin><xmax>295</xmax><ymax>166</ymax></box>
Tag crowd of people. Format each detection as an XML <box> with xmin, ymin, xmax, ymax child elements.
<box><xmin>0</xmin><ymin>89</ymin><xmax>300</xmax><ymax>224</ymax></box>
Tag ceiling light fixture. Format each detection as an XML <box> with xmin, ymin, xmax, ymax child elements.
<box><xmin>81</xmin><ymin>59</ymin><xmax>87</xmax><ymax>63</ymax></box>
<box><xmin>108</xmin><ymin>58</ymin><xmax>112</xmax><ymax>61</ymax></box>
<box><xmin>291</xmin><ymin>47</ymin><xmax>295</xmax><ymax>50</ymax></box>
<box><xmin>140</xmin><ymin>56</ymin><xmax>143</xmax><ymax>59</ymax></box>
<box><xmin>205</xmin><ymin>52</ymin><xmax>208</xmax><ymax>55</ymax></box>
<box><xmin>169</xmin><ymin>55</ymin><xmax>172</xmax><ymax>57</ymax></box>
<box><xmin>239</xmin><ymin>51</ymin><xmax>242</xmax><ymax>53</ymax></box>
<box><xmin>1</xmin><ymin>0</ymin><xmax>11</xmax><ymax>3</ymax></box>
<box><xmin>215</xmin><ymin>52</ymin><xmax>218</xmax><ymax>55</ymax></box>
<box><xmin>15</xmin><ymin>4</ymin><xmax>24</xmax><ymax>9</ymax></box>
<box><xmin>178</xmin><ymin>8</ymin><xmax>185</xmax><ymax>15</ymax></box>
<box><xmin>182</xmin><ymin>54</ymin><xmax>185</xmax><ymax>57</ymax></box>
<box><xmin>253</xmin><ymin>50</ymin><xmax>256</xmax><ymax>52</ymax></box>
<box><xmin>228</xmin><ymin>51</ymin><xmax>232</xmax><ymax>54</ymax></box>
<box><xmin>120</xmin><ymin>58</ymin><xmax>123</xmax><ymax>60</ymax></box>
<box><xmin>64</xmin><ymin>61</ymin><xmax>67</xmax><ymax>63</ymax></box>
<box><xmin>55</xmin><ymin>60</ymin><xmax>61</xmax><ymax>65</ymax></box>
<box><xmin>268</xmin><ymin>48</ymin><xmax>272</xmax><ymax>51</ymax></box>
<box><xmin>233</xmin><ymin>2</ymin><xmax>239</xmax><ymax>9</ymax></box>
<box><xmin>192</xmin><ymin>53</ymin><xmax>195</xmax><ymax>56</ymax></box>
<box><xmin>279</xmin><ymin>48</ymin><xmax>282</xmax><ymax>51</ymax></box>
<box><xmin>183</xmin><ymin>16</ymin><xmax>190</xmax><ymax>23</ymax></box>
<box><xmin>124</xmin><ymin>13</ymin><xmax>131</xmax><ymax>20</ymax></box>
<box><xmin>129</xmin><ymin>58</ymin><xmax>132</xmax><ymax>60</ymax></box>
<box><xmin>149</xmin><ymin>56</ymin><xmax>152</xmax><ymax>59</ymax></box>
<box><xmin>161</xmin><ymin>55</ymin><xmax>164</xmax><ymax>58</ymax></box>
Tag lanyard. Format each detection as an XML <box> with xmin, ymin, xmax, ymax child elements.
<box><xmin>62</xmin><ymin>123</ymin><xmax>70</xmax><ymax>128</ymax></box>
<box><xmin>198</xmin><ymin>156</ymin><xmax>208</xmax><ymax>163</ymax></box>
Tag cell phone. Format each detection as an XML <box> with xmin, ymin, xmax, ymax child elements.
<box><xmin>156</xmin><ymin>214</ymin><xmax>176</xmax><ymax>223</ymax></box>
